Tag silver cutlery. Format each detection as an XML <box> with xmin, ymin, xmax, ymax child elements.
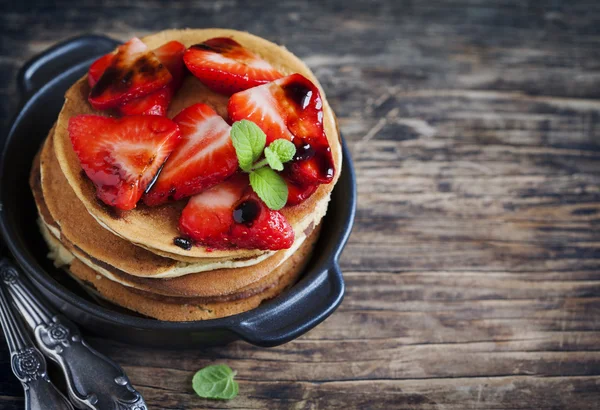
<box><xmin>0</xmin><ymin>281</ymin><xmax>74</xmax><ymax>410</ymax></box>
<box><xmin>0</xmin><ymin>259</ymin><xmax>147</xmax><ymax>410</ymax></box>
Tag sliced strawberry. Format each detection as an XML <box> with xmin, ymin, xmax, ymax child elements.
<box><xmin>178</xmin><ymin>174</ymin><xmax>247</xmax><ymax>248</ymax></box>
<box><xmin>229</xmin><ymin>190</ymin><xmax>295</xmax><ymax>250</ymax></box>
<box><xmin>68</xmin><ymin>115</ymin><xmax>181</xmax><ymax>210</ymax></box>
<box><xmin>179</xmin><ymin>175</ymin><xmax>294</xmax><ymax>250</ymax></box>
<box><xmin>88</xmin><ymin>40</ymin><xmax>185</xmax><ymax>116</ymax></box>
<box><xmin>285</xmin><ymin>177</ymin><xmax>318</xmax><ymax>206</ymax></box>
<box><xmin>228</xmin><ymin>73</ymin><xmax>335</xmax><ymax>187</ymax></box>
<box><xmin>90</xmin><ymin>61</ymin><xmax>173</xmax><ymax>116</ymax></box>
<box><xmin>144</xmin><ymin>103</ymin><xmax>238</xmax><ymax>206</ymax></box>
<box><xmin>88</xmin><ymin>53</ymin><xmax>114</xmax><ymax>88</ymax></box>
<box><xmin>183</xmin><ymin>37</ymin><xmax>282</xmax><ymax>95</ymax></box>
<box><xmin>119</xmin><ymin>87</ymin><xmax>172</xmax><ymax>116</ymax></box>
<box><xmin>152</xmin><ymin>40</ymin><xmax>186</xmax><ymax>90</ymax></box>
<box><xmin>118</xmin><ymin>41</ymin><xmax>186</xmax><ymax>116</ymax></box>
<box><xmin>89</xmin><ymin>37</ymin><xmax>172</xmax><ymax>110</ymax></box>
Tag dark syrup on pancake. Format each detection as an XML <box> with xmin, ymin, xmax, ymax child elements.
<box><xmin>173</xmin><ymin>237</ymin><xmax>192</xmax><ymax>250</ymax></box>
<box><xmin>233</xmin><ymin>200</ymin><xmax>260</xmax><ymax>225</ymax></box>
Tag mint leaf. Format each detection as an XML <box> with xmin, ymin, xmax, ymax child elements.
<box><xmin>269</xmin><ymin>139</ymin><xmax>296</xmax><ymax>163</ymax></box>
<box><xmin>249</xmin><ymin>167</ymin><xmax>288</xmax><ymax>210</ymax></box>
<box><xmin>230</xmin><ymin>121</ymin><xmax>293</xmax><ymax>210</ymax></box>
<box><xmin>230</xmin><ymin>120</ymin><xmax>266</xmax><ymax>172</ymax></box>
<box><xmin>264</xmin><ymin>139</ymin><xmax>296</xmax><ymax>171</ymax></box>
<box><xmin>192</xmin><ymin>364</ymin><xmax>239</xmax><ymax>400</ymax></box>
<box><xmin>264</xmin><ymin>146</ymin><xmax>284</xmax><ymax>171</ymax></box>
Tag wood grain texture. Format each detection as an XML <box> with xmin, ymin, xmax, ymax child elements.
<box><xmin>1</xmin><ymin>0</ymin><xmax>600</xmax><ymax>409</ymax></box>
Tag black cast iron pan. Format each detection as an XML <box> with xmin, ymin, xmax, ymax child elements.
<box><xmin>0</xmin><ymin>35</ymin><xmax>356</xmax><ymax>348</ymax></box>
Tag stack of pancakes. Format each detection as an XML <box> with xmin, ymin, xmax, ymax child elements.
<box><xmin>28</xmin><ymin>29</ymin><xmax>342</xmax><ymax>321</ymax></box>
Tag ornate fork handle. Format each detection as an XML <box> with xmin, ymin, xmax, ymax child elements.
<box><xmin>0</xmin><ymin>284</ymin><xmax>73</xmax><ymax>410</ymax></box>
<box><xmin>0</xmin><ymin>259</ymin><xmax>147</xmax><ymax>410</ymax></box>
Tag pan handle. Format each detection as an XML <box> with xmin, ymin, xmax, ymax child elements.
<box><xmin>231</xmin><ymin>262</ymin><xmax>345</xmax><ymax>347</ymax></box>
<box><xmin>17</xmin><ymin>35</ymin><xmax>119</xmax><ymax>99</ymax></box>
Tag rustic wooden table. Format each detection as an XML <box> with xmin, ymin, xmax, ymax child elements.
<box><xmin>1</xmin><ymin>1</ymin><xmax>599</xmax><ymax>409</ymax></box>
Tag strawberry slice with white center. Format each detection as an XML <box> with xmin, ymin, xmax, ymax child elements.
<box><xmin>89</xmin><ymin>37</ymin><xmax>173</xmax><ymax>110</ymax></box>
<box><xmin>143</xmin><ymin>103</ymin><xmax>238</xmax><ymax>206</ymax></box>
<box><xmin>183</xmin><ymin>37</ymin><xmax>283</xmax><ymax>95</ymax></box>
<box><xmin>228</xmin><ymin>73</ymin><xmax>335</xmax><ymax>188</ymax></box>
<box><xmin>179</xmin><ymin>174</ymin><xmax>247</xmax><ymax>248</ymax></box>
<box><xmin>68</xmin><ymin>115</ymin><xmax>181</xmax><ymax>210</ymax></box>
<box><xmin>179</xmin><ymin>174</ymin><xmax>294</xmax><ymax>250</ymax></box>
<box><xmin>88</xmin><ymin>40</ymin><xmax>185</xmax><ymax>116</ymax></box>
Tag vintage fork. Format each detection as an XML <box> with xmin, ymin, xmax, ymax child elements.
<box><xmin>0</xmin><ymin>281</ymin><xmax>74</xmax><ymax>409</ymax></box>
<box><xmin>0</xmin><ymin>258</ymin><xmax>147</xmax><ymax>410</ymax></box>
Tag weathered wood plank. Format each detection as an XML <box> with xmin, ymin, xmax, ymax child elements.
<box><xmin>2</xmin><ymin>376</ymin><xmax>600</xmax><ymax>409</ymax></box>
<box><xmin>343</xmin><ymin>91</ymin><xmax>600</xmax><ymax>274</ymax></box>
<box><xmin>100</xmin><ymin>373</ymin><xmax>600</xmax><ymax>409</ymax></box>
<box><xmin>3</xmin><ymin>1</ymin><xmax>600</xmax><ymax>129</ymax></box>
<box><xmin>99</xmin><ymin>341</ymin><xmax>600</xmax><ymax>382</ymax></box>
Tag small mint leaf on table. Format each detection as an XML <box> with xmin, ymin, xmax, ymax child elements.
<box><xmin>230</xmin><ymin>120</ymin><xmax>266</xmax><ymax>172</ymax></box>
<box><xmin>249</xmin><ymin>167</ymin><xmax>288</xmax><ymax>210</ymax></box>
<box><xmin>192</xmin><ymin>364</ymin><xmax>239</xmax><ymax>400</ymax></box>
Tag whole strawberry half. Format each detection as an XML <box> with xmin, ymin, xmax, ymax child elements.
<box><xmin>228</xmin><ymin>73</ymin><xmax>335</xmax><ymax>189</ymax></box>
<box><xmin>68</xmin><ymin>115</ymin><xmax>181</xmax><ymax>210</ymax></box>
<box><xmin>88</xmin><ymin>38</ymin><xmax>173</xmax><ymax>110</ymax></box>
<box><xmin>183</xmin><ymin>37</ymin><xmax>282</xmax><ymax>95</ymax></box>
<box><xmin>143</xmin><ymin>103</ymin><xmax>238</xmax><ymax>206</ymax></box>
<box><xmin>179</xmin><ymin>174</ymin><xmax>294</xmax><ymax>250</ymax></box>
<box><xmin>88</xmin><ymin>40</ymin><xmax>186</xmax><ymax>116</ymax></box>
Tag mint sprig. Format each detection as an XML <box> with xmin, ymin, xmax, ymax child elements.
<box><xmin>249</xmin><ymin>167</ymin><xmax>288</xmax><ymax>210</ymax></box>
<box><xmin>230</xmin><ymin>121</ymin><xmax>296</xmax><ymax>210</ymax></box>
<box><xmin>264</xmin><ymin>145</ymin><xmax>284</xmax><ymax>171</ymax></box>
<box><xmin>230</xmin><ymin>120</ymin><xmax>266</xmax><ymax>172</ymax></box>
<box><xmin>192</xmin><ymin>364</ymin><xmax>239</xmax><ymax>400</ymax></box>
<box><xmin>264</xmin><ymin>139</ymin><xmax>296</xmax><ymax>171</ymax></box>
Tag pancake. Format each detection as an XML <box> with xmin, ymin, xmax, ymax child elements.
<box><xmin>40</xmin><ymin>222</ymin><xmax>313</xmax><ymax>321</ymax></box>
<box><xmin>38</xmin><ymin>131</ymin><xmax>294</xmax><ymax>278</ymax></box>
<box><xmin>40</xmin><ymin>212</ymin><xmax>320</xmax><ymax>304</ymax></box>
<box><xmin>53</xmin><ymin>226</ymin><xmax>318</xmax><ymax>303</ymax></box>
<box><xmin>53</xmin><ymin>28</ymin><xmax>342</xmax><ymax>261</ymax></box>
<box><xmin>32</xmin><ymin>132</ymin><xmax>321</xmax><ymax>299</ymax></box>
